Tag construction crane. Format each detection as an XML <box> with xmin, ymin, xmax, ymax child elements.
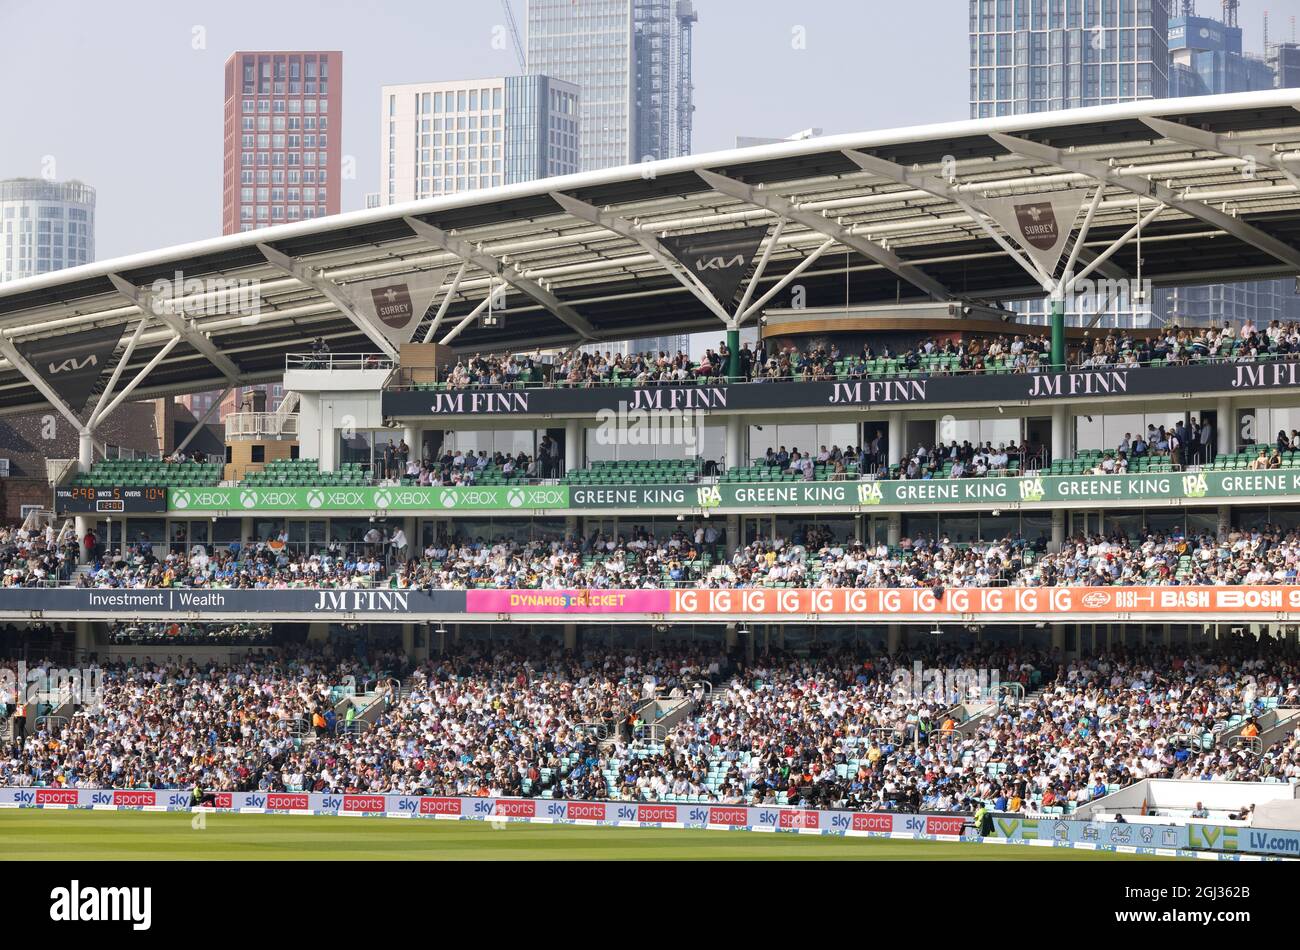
<box><xmin>501</xmin><ymin>0</ymin><xmax>527</xmax><ymax>72</ymax></box>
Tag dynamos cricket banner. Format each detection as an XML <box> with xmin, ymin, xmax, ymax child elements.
<box><xmin>381</xmin><ymin>359</ymin><xmax>1300</xmax><ymax>417</ymax></box>
<box><xmin>0</xmin><ymin>787</ymin><xmax>1288</xmax><ymax>856</ymax></box>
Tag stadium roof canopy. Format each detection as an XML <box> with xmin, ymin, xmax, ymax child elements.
<box><xmin>6</xmin><ymin>88</ymin><xmax>1300</xmax><ymax>420</ymax></box>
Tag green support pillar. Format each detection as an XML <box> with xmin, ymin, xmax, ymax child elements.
<box><xmin>1050</xmin><ymin>296</ymin><xmax>1066</xmax><ymax>370</ymax></box>
<box><xmin>727</xmin><ymin>327</ymin><xmax>740</xmax><ymax>381</ymax></box>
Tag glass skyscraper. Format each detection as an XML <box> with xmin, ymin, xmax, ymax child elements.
<box><xmin>967</xmin><ymin>0</ymin><xmax>1300</xmax><ymax>329</ymax></box>
<box><xmin>528</xmin><ymin>0</ymin><xmax>695</xmax><ymax>355</ymax></box>
<box><xmin>526</xmin><ymin>0</ymin><xmax>696</xmax><ymax>169</ymax></box>
<box><xmin>0</xmin><ymin>179</ymin><xmax>95</xmax><ymax>284</ymax></box>
<box><xmin>969</xmin><ymin>0</ymin><xmax>1170</xmax><ymax>118</ymax></box>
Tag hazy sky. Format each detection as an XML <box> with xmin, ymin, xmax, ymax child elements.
<box><xmin>2</xmin><ymin>0</ymin><xmax>1299</xmax><ymax>261</ymax></box>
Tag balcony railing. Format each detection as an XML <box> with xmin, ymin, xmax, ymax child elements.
<box><xmin>226</xmin><ymin>412</ymin><xmax>299</xmax><ymax>439</ymax></box>
<box><xmin>286</xmin><ymin>353</ymin><xmax>395</xmax><ymax>372</ymax></box>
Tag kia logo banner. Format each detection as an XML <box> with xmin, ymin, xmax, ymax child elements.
<box><xmin>14</xmin><ymin>321</ymin><xmax>127</xmax><ymax>415</ymax></box>
<box><xmin>659</xmin><ymin>225</ymin><xmax>769</xmax><ymax>306</ymax></box>
<box><xmin>348</xmin><ymin>267</ymin><xmax>452</xmax><ymax>347</ymax></box>
<box><xmin>974</xmin><ymin>188</ymin><xmax>1091</xmax><ymax>279</ymax></box>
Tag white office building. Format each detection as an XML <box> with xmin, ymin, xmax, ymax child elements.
<box><xmin>379</xmin><ymin>75</ymin><xmax>579</xmax><ymax>204</ymax></box>
<box><xmin>0</xmin><ymin>178</ymin><xmax>95</xmax><ymax>283</ymax></box>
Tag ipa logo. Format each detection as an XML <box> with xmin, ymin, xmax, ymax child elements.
<box><xmin>696</xmin><ymin>485</ymin><xmax>721</xmax><ymax>508</ymax></box>
<box><xmin>856</xmin><ymin>482</ymin><xmax>883</xmax><ymax>505</ymax></box>
<box><xmin>1181</xmin><ymin>473</ymin><xmax>1208</xmax><ymax>498</ymax></box>
<box><xmin>1018</xmin><ymin>477</ymin><xmax>1045</xmax><ymax>502</ymax></box>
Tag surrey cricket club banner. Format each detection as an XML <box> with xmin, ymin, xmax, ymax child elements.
<box><xmin>348</xmin><ymin>267</ymin><xmax>452</xmax><ymax>347</ymax></box>
<box><xmin>974</xmin><ymin>188</ymin><xmax>1093</xmax><ymax>277</ymax></box>
<box><xmin>382</xmin><ymin>359</ymin><xmax>1300</xmax><ymax>417</ymax></box>
<box><xmin>658</xmin><ymin>225</ymin><xmax>770</xmax><ymax>305</ymax></box>
<box><xmin>13</xmin><ymin>321</ymin><xmax>127</xmax><ymax>414</ymax></box>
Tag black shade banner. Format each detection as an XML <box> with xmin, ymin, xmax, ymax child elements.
<box><xmin>659</xmin><ymin>225</ymin><xmax>770</xmax><ymax>306</ymax></box>
<box><xmin>14</xmin><ymin>321</ymin><xmax>127</xmax><ymax>414</ymax></box>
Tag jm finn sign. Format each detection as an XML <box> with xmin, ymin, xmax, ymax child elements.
<box><xmin>381</xmin><ymin>360</ymin><xmax>1300</xmax><ymax>417</ymax></box>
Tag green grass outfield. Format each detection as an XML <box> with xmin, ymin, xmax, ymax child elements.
<box><xmin>0</xmin><ymin>810</ymin><xmax>1174</xmax><ymax>860</ymax></box>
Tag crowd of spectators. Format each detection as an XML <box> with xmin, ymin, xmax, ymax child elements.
<box><xmin>16</xmin><ymin>522</ymin><xmax>1300</xmax><ymax>592</ymax></box>
<box><xmin>0</xmin><ymin>524</ymin><xmax>80</xmax><ymax>588</ymax></box>
<box><xmin>3</xmin><ymin>642</ymin><xmax>1297</xmax><ymax>816</ymax></box>
<box><xmin>426</xmin><ymin>323</ymin><xmax>1300</xmax><ymax>392</ymax></box>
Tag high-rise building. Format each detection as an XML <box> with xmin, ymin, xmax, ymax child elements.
<box><xmin>527</xmin><ymin>0</ymin><xmax>695</xmax><ymax>354</ymax></box>
<box><xmin>222</xmin><ymin>51</ymin><xmax>342</xmax><ymax>234</ymax></box>
<box><xmin>1272</xmin><ymin>42</ymin><xmax>1300</xmax><ymax>87</ymax></box>
<box><xmin>378</xmin><ymin>75</ymin><xmax>579</xmax><ymax>205</ymax></box>
<box><xmin>0</xmin><ymin>178</ymin><xmax>95</xmax><ymax>283</ymax></box>
<box><xmin>213</xmin><ymin>51</ymin><xmax>338</xmax><ymax>418</ymax></box>
<box><xmin>967</xmin><ymin>1</ymin><xmax>1300</xmax><ymax>329</ymax></box>
<box><xmin>1162</xmin><ymin>9</ymin><xmax>1300</xmax><ymax>324</ymax></box>
<box><xmin>968</xmin><ymin>0</ymin><xmax>1170</xmax><ymax>118</ymax></box>
<box><xmin>1169</xmin><ymin>12</ymin><xmax>1274</xmax><ymax>95</ymax></box>
<box><xmin>526</xmin><ymin>0</ymin><xmax>696</xmax><ymax>170</ymax></box>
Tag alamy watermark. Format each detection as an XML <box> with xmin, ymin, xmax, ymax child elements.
<box><xmin>0</xmin><ymin>662</ymin><xmax>105</xmax><ymax>712</ymax></box>
<box><xmin>1061</xmin><ymin>276</ymin><xmax>1155</xmax><ymax>318</ymax></box>
<box><xmin>890</xmin><ymin>661</ymin><xmax>1000</xmax><ymax>705</ymax></box>
<box><xmin>150</xmin><ymin>270</ymin><xmax>262</xmax><ymax>323</ymax></box>
<box><xmin>594</xmin><ymin>404</ymin><xmax>706</xmax><ymax>451</ymax></box>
